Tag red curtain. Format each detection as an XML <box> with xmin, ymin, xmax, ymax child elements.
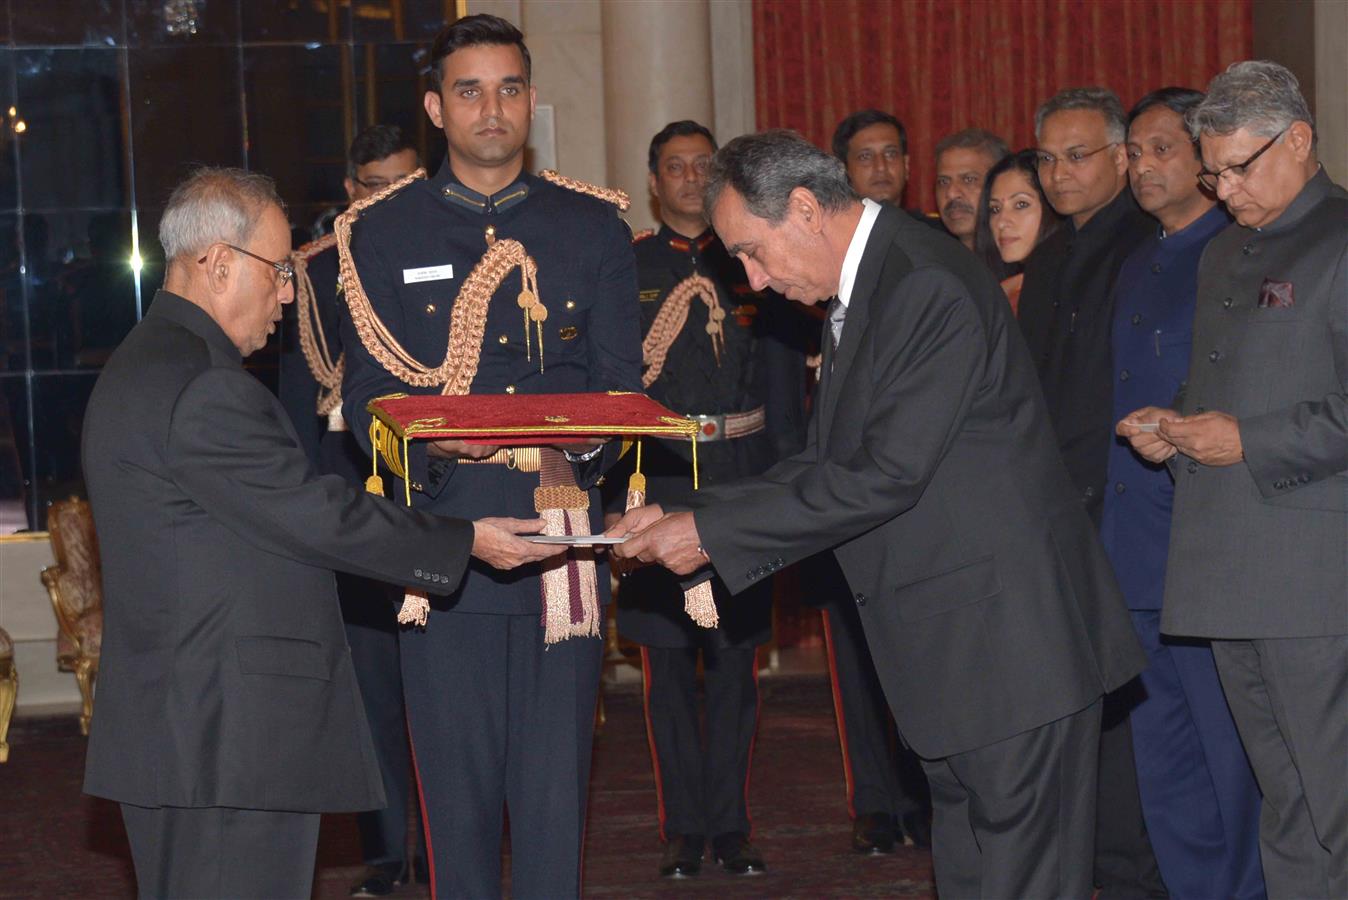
<box><xmin>753</xmin><ymin>0</ymin><xmax>1252</xmax><ymax>213</ymax></box>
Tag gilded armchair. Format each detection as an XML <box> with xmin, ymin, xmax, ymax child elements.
<box><xmin>0</xmin><ymin>626</ymin><xmax>15</xmax><ymax>762</ymax></box>
<box><xmin>40</xmin><ymin>497</ymin><xmax>103</xmax><ymax>736</ymax></box>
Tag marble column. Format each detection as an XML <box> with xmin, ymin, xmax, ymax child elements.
<box><xmin>601</xmin><ymin>0</ymin><xmax>715</xmax><ymax>231</ymax></box>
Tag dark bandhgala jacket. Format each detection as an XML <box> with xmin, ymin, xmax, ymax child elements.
<box><xmin>81</xmin><ymin>291</ymin><xmax>474</xmax><ymax>812</ymax></box>
<box><xmin>1163</xmin><ymin>169</ymin><xmax>1348</xmax><ymax>640</ymax></box>
<box><xmin>692</xmin><ymin>206</ymin><xmax>1145</xmax><ymax>759</ymax></box>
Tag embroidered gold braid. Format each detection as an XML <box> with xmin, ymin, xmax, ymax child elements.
<box><xmin>641</xmin><ymin>274</ymin><xmax>725</xmax><ymax>388</ymax></box>
<box><xmin>291</xmin><ymin>234</ymin><xmax>344</xmax><ymax>415</ymax></box>
<box><xmin>336</xmin><ymin>169</ymin><xmax>543</xmax><ymax>395</ymax></box>
<box><xmin>540</xmin><ymin>170</ymin><xmax>631</xmax><ymax>211</ymax></box>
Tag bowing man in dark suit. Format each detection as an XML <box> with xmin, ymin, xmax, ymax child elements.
<box><xmin>80</xmin><ymin>167</ymin><xmax>561</xmax><ymax>899</ymax></box>
<box><xmin>609</xmin><ymin>130</ymin><xmax>1146</xmax><ymax>898</ymax></box>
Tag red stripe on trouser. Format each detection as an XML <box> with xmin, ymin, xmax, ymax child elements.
<box><xmin>406</xmin><ymin>718</ymin><xmax>436</xmax><ymax>900</ymax></box>
<box><xmin>744</xmin><ymin>646</ymin><xmax>762</xmax><ymax>841</ymax></box>
<box><xmin>820</xmin><ymin>609</ymin><xmax>858</xmax><ymax>819</ymax></box>
<box><xmin>639</xmin><ymin>646</ymin><xmax>670</xmax><ymax>842</ymax></box>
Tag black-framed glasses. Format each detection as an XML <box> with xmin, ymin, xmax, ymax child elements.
<box><xmin>198</xmin><ymin>242</ymin><xmax>295</xmax><ymax>286</ymax></box>
<box><xmin>351</xmin><ymin>175</ymin><xmax>397</xmax><ymax>191</ymax></box>
<box><xmin>1035</xmin><ymin>142</ymin><xmax>1119</xmax><ymax>170</ymax></box>
<box><xmin>1197</xmin><ymin>127</ymin><xmax>1287</xmax><ymax>190</ymax></box>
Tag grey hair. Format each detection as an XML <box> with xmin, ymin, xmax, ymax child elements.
<box><xmin>1034</xmin><ymin>87</ymin><xmax>1127</xmax><ymax>144</ymax></box>
<box><xmin>704</xmin><ymin>129</ymin><xmax>858</xmax><ymax>224</ymax></box>
<box><xmin>159</xmin><ymin>167</ymin><xmax>285</xmax><ymax>262</ymax></box>
<box><xmin>935</xmin><ymin>128</ymin><xmax>1010</xmax><ymax>165</ymax></box>
<box><xmin>1188</xmin><ymin>60</ymin><xmax>1315</xmax><ymax>144</ymax></box>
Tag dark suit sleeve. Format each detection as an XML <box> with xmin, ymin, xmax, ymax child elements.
<box><xmin>1239</xmin><ymin>244</ymin><xmax>1348</xmax><ymax>497</ymax></box>
<box><xmin>577</xmin><ymin>209</ymin><xmax>643</xmax><ymax>487</ymax></box>
<box><xmin>694</xmin><ymin>268</ymin><xmax>986</xmax><ymax>594</ymax></box>
<box><xmin>167</xmin><ymin>365</ymin><xmax>475</xmax><ymax>589</ymax></box>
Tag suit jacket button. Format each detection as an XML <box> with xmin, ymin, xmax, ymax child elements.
<box><xmin>1273</xmin><ymin>480</ymin><xmax>1285</xmax><ymax>490</ymax></box>
<box><xmin>854</xmin><ymin>592</ymin><xmax>867</xmax><ymax>606</ymax></box>
<box><xmin>1186</xmin><ymin>461</ymin><xmax>1198</xmax><ymax>474</ymax></box>
<box><xmin>1114</xmin><ymin>482</ymin><xmax>1126</xmax><ymax>494</ymax></box>
<box><xmin>1150</xmin><ymin>263</ymin><xmax>1162</xmax><ymax>274</ymax></box>
<box><xmin>1131</xmin><ymin>313</ymin><xmax>1142</xmax><ymax>326</ymax></box>
<box><xmin>1222</xmin><ymin>297</ymin><xmax>1233</xmax><ymax>309</ymax></box>
<box><xmin>1208</xmin><ymin>350</ymin><xmax>1221</xmax><ymax>363</ymax></box>
<box><xmin>414</xmin><ymin>568</ymin><xmax>424</xmax><ymax>577</ymax></box>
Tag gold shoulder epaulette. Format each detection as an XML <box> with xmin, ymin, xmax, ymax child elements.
<box><xmin>540</xmin><ymin>169</ymin><xmax>631</xmax><ymax>212</ymax></box>
<box><xmin>344</xmin><ymin>169</ymin><xmax>426</xmax><ymax>221</ymax></box>
<box><xmin>631</xmin><ymin>228</ymin><xmax>655</xmax><ymax>244</ymax></box>
<box><xmin>293</xmin><ymin>232</ymin><xmax>337</xmax><ymax>263</ymax></box>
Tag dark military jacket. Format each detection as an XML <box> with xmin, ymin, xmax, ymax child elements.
<box><xmin>278</xmin><ymin>241</ymin><xmax>368</xmax><ymax>485</ymax></box>
<box><xmin>614</xmin><ymin>225</ymin><xmax>810</xmax><ymax>648</ymax></box>
<box><xmin>340</xmin><ymin>160</ymin><xmax>643</xmax><ymax>617</ymax></box>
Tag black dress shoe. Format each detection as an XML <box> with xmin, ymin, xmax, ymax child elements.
<box><xmin>852</xmin><ymin>811</ymin><xmax>897</xmax><ymax>854</ymax></box>
<box><xmin>659</xmin><ymin>834</ymin><xmax>705</xmax><ymax>878</ymax></box>
<box><xmin>897</xmin><ymin>809</ymin><xmax>932</xmax><ymax>849</ymax></box>
<box><xmin>712</xmin><ymin>831</ymin><xmax>766</xmax><ymax>875</ymax></box>
<box><xmin>349</xmin><ymin>862</ymin><xmax>404</xmax><ymax>897</ymax></box>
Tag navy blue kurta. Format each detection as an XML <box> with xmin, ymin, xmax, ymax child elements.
<box><xmin>1100</xmin><ymin>204</ymin><xmax>1231</xmax><ymax>610</ymax></box>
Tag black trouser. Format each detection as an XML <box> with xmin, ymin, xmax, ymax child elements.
<box><xmin>821</xmin><ymin>600</ymin><xmax>928</xmax><ymax>819</ymax></box>
<box><xmin>1093</xmin><ymin>681</ymin><xmax>1166</xmax><ymax>898</ymax></box>
<box><xmin>339</xmin><ymin>574</ymin><xmax>423</xmax><ymax>871</ymax></box>
<box><xmin>640</xmin><ymin>641</ymin><xmax>760</xmax><ymax>839</ymax></box>
<box><xmin>120</xmin><ymin>803</ymin><xmax>319</xmax><ymax>900</ymax></box>
<box><xmin>400</xmin><ymin>611</ymin><xmax>602</xmax><ymax>900</ymax></box>
<box><xmin>923</xmin><ymin>699</ymin><xmax>1102</xmax><ymax>899</ymax></box>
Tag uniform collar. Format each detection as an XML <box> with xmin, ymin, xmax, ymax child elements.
<box><xmin>1157</xmin><ymin>203</ymin><xmax>1230</xmax><ymax>251</ymax></box>
<box><xmin>1258</xmin><ymin>166</ymin><xmax>1335</xmax><ymax>234</ymax></box>
<box><xmin>430</xmin><ymin>158</ymin><xmax>531</xmax><ymax>214</ymax></box>
<box><xmin>146</xmin><ymin>290</ymin><xmax>242</xmax><ymax>365</ymax></box>
<box><xmin>658</xmin><ymin>223</ymin><xmax>715</xmax><ymax>254</ymax></box>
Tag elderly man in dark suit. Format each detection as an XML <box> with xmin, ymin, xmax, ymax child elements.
<box><xmin>81</xmin><ymin>167</ymin><xmax>559</xmax><ymax>899</ymax></box>
<box><xmin>1119</xmin><ymin>60</ymin><xmax>1347</xmax><ymax>900</ymax></box>
<box><xmin>610</xmin><ymin>129</ymin><xmax>1145</xmax><ymax>898</ymax></box>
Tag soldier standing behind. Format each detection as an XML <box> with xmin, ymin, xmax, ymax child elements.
<box><xmin>337</xmin><ymin>15</ymin><xmax>641</xmax><ymax>899</ymax></box>
<box><xmin>610</xmin><ymin>120</ymin><xmax>809</xmax><ymax>879</ymax></box>
<box><xmin>277</xmin><ymin>124</ymin><xmax>425</xmax><ymax>899</ymax></box>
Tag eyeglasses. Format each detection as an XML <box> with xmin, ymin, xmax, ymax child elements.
<box><xmin>1035</xmin><ymin>142</ymin><xmax>1119</xmax><ymax>171</ymax></box>
<box><xmin>198</xmin><ymin>242</ymin><xmax>295</xmax><ymax>287</ymax></box>
<box><xmin>1197</xmin><ymin>128</ymin><xmax>1286</xmax><ymax>190</ymax></box>
<box><xmin>351</xmin><ymin>176</ymin><xmax>397</xmax><ymax>191</ymax></box>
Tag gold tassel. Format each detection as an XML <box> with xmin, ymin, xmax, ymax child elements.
<box><xmin>684</xmin><ymin>579</ymin><xmax>719</xmax><ymax>629</ymax></box>
<box><xmin>397</xmin><ymin>591</ymin><xmax>430</xmax><ymax>627</ymax></box>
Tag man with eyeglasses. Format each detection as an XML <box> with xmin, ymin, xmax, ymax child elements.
<box><xmin>1118</xmin><ymin>60</ymin><xmax>1347</xmax><ymax>900</ymax></box>
<box><xmin>80</xmin><ymin>166</ymin><xmax>559</xmax><ymax>898</ymax></box>
<box><xmin>1016</xmin><ymin>86</ymin><xmax>1165</xmax><ymax>900</ymax></box>
<box><xmin>277</xmin><ymin>123</ymin><xmax>424</xmax><ymax>898</ymax></box>
<box><xmin>1105</xmin><ymin>87</ymin><xmax>1263</xmax><ymax>900</ymax></box>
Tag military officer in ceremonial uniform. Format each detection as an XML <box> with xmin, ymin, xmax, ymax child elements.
<box><xmin>278</xmin><ymin>124</ymin><xmax>426</xmax><ymax>898</ymax></box>
<box><xmin>609</xmin><ymin>121</ymin><xmax>809</xmax><ymax>879</ymax></box>
<box><xmin>337</xmin><ymin>16</ymin><xmax>641</xmax><ymax>899</ymax></box>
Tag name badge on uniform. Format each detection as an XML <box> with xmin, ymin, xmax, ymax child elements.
<box><xmin>403</xmin><ymin>264</ymin><xmax>455</xmax><ymax>284</ymax></box>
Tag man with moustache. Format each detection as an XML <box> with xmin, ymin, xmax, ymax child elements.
<box><xmin>1105</xmin><ymin>88</ymin><xmax>1263</xmax><ymax>900</ymax></box>
<box><xmin>1018</xmin><ymin>87</ymin><xmax>1164</xmax><ymax>899</ymax></box>
<box><xmin>822</xmin><ymin>107</ymin><xmax>940</xmax><ymax>854</ymax></box>
<box><xmin>607</xmin><ymin>129</ymin><xmax>1145</xmax><ymax>898</ymax></box>
<box><xmin>277</xmin><ymin>124</ymin><xmax>425</xmax><ymax>898</ymax></box>
<box><xmin>338</xmin><ymin>15</ymin><xmax>641</xmax><ymax>898</ymax></box>
<box><xmin>614</xmin><ymin>120</ymin><xmax>808</xmax><ymax>879</ymax></box>
<box><xmin>933</xmin><ymin>128</ymin><xmax>1009</xmax><ymax>251</ymax></box>
<box><xmin>1119</xmin><ymin>60</ymin><xmax>1346</xmax><ymax>900</ymax></box>
<box><xmin>80</xmin><ymin>167</ymin><xmax>555</xmax><ymax>898</ymax></box>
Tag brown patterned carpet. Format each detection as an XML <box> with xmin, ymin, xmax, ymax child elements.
<box><xmin>0</xmin><ymin>675</ymin><xmax>934</xmax><ymax>899</ymax></box>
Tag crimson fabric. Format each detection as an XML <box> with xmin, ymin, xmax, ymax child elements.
<box><xmin>367</xmin><ymin>391</ymin><xmax>692</xmax><ymax>445</ymax></box>
<box><xmin>753</xmin><ymin>0</ymin><xmax>1252</xmax><ymax>214</ymax></box>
